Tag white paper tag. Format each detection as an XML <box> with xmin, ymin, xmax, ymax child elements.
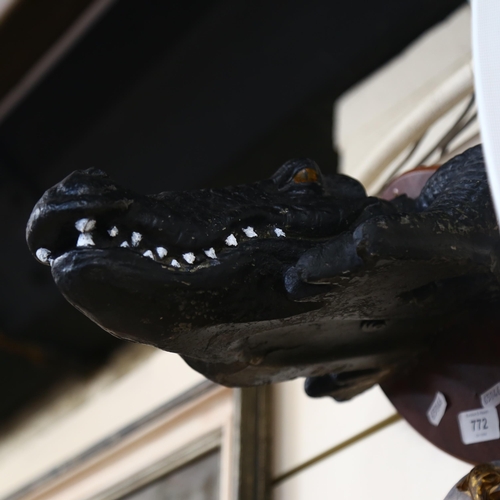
<box><xmin>427</xmin><ymin>391</ymin><xmax>447</xmax><ymax>426</ymax></box>
<box><xmin>481</xmin><ymin>382</ymin><xmax>500</xmax><ymax>408</ymax></box>
<box><xmin>458</xmin><ymin>407</ymin><xmax>500</xmax><ymax>445</ymax></box>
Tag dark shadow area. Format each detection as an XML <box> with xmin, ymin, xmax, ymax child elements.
<box><xmin>0</xmin><ymin>0</ymin><xmax>464</xmax><ymax>422</ymax></box>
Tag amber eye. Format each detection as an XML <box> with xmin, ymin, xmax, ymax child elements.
<box><xmin>293</xmin><ymin>167</ymin><xmax>319</xmax><ymax>184</ymax></box>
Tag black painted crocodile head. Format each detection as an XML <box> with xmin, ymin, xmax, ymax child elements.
<box><xmin>26</xmin><ymin>147</ymin><xmax>500</xmax><ymax>399</ymax></box>
<box><xmin>26</xmin><ymin>160</ymin><xmax>378</xmax><ymax>388</ymax></box>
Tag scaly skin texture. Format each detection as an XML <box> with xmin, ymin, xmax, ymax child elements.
<box><xmin>26</xmin><ymin>146</ymin><xmax>500</xmax><ymax>400</ymax></box>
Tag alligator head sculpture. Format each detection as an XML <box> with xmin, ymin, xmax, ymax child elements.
<box><xmin>26</xmin><ymin>146</ymin><xmax>500</xmax><ymax>400</ymax></box>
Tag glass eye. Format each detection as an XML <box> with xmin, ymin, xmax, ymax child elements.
<box><xmin>293</xmin><ymin>167</ymin><xmax>319</xmax><ymax>184</ymax></box>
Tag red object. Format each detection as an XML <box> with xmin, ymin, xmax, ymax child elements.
<box><xmin>379</xmin><ymin>166</ymin><xmax>439</xmax><ymax>200</ymax></box>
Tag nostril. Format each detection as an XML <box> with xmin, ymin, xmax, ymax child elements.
<box><xmin>81</xmin><ymin>168</ymin><xmax>108</xmax><ymax>177</ymax></box>
<box><xmin>52</xmin><ymin>169</ymin><xmax>117</xmax><ymax>197</ymax></box>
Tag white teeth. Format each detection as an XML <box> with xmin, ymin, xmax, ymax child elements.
<box><xmin>204</xmin><ymin>247</ymin><xmax>217</xmax><ymax>259</ymax></box>
<box><xmin>243</xmin><ymin>226</ymin><xmax>258</xmax><ymax>238</ymax></box>
<box><xmin>143</xmin><ymin>250</ymin><xmax>154</xmax><ymax>259</ymax></box>
<box><xmin>108</xmin><ymin>226</ymin><xmax>119</xmax><ymax>237</ymax></box>
<box><xmin>131</xmin><ymin>232</ymin><xmax>142</xmax><ymax>247</ymax></box>
<box><xmin>225</xmin><ymin>234</ymin><xmax>238</xmax><ymax>246</ymax></box>
<box><xmin>75</xmin><ymin>218</ymin><xmax>96</xmax><ymax>233</ymax></box>
<box><xmin>183</xmin><ymin>252</ymin><xmax>196</xmax><ymax>264</ymax></box>
<box><xmin>274</xmin><ymin>227</ymin><xmax>286</xmax><ymax>237</ymax></box>
<box><xmin>77</xmin><ymin>233</ymin><xmax>95</xmax><ymax>247</ymax></box>
<box><xmin>171</xmin><ymin>259</ymin><xmax>181</xmax><ymax>268</ymax></box>
<box><xmin>156</xmin><ymin>247</ymin><xmax>168</xmax><ymax>259</ymax></box>
<box><xmin>120</xmin><ymin>241</ymin><xmax>130</xmax><ymax>248</ymax></box>
<box><xmin>36</xmin><ymin>248</ymin><xmax>51</xmax><ymax>263</ymax></box>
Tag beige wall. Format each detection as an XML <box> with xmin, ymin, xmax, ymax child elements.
<box><xmin>0</xmin><ymin>346</ymin><xmax>205</xmax><ymax>498</ymax></box>
<box><xmin>273</xmin><ymin>415</ymin><xmax>469</xmax><ymax>500</ymax></box>
<box><xmin>337</xmin><ymin>4</ymin><xmax>476</xmax><ymax>194</ymax></box>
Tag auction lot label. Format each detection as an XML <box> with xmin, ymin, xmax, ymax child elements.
<box><xmin>458</xmin><ymin>407</ymin><xmax>500</xmax><ymax>445</ymax></box>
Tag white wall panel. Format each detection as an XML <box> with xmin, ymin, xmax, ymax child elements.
<box><xmin>272</xmin><ymin>379</ymin><xmax>396</xmax><ymax>476</ymax></box>
<box><xmin>274</xmin><ymin>420</ymin><xmax>470</xmax><ymax>500</ymax></box>
<box><xmin>337</xmin><ymin>5</ymin><xmax>471</xmax><ymax>184</ymax></box>
<box><xmin>0</xmin><ymin>347</ymin><xmax>204</xmax><ymax>498</ymax></box>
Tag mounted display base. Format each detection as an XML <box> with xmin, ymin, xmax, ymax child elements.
<box><xmin>382</xmin><ymin>310</ymin><xmax>500</xmax><ymax>464</ymax></box>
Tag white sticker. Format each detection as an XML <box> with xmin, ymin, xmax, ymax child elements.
<box><xmin>457</xmin><ymin>407</ymin><xmax>500</xmax><ymax>445</ymax></box>
<box><xmin>427</xmin><ymin>392</ymin><xmax>447</xmax><ymax>426</ymax></box>
<box><xmin>481</xmin><ymin>382</ymin><xmax>500</xmax><ymax>408</ymax></box>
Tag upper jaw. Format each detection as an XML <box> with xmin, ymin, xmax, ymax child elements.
<box><xmin>26</xmin><ymin>190</ymin><xmax>300</xmax><ymax>272</ymax></box>
<box><xmin>26</xmin><ymin>167</ymin><xmax>354</xmax><ymax>275</ymax></box>
<box><xmin>26</xmin><ymin>190</ymin><xmax>297</xmax><ymax>275</ymax></box>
